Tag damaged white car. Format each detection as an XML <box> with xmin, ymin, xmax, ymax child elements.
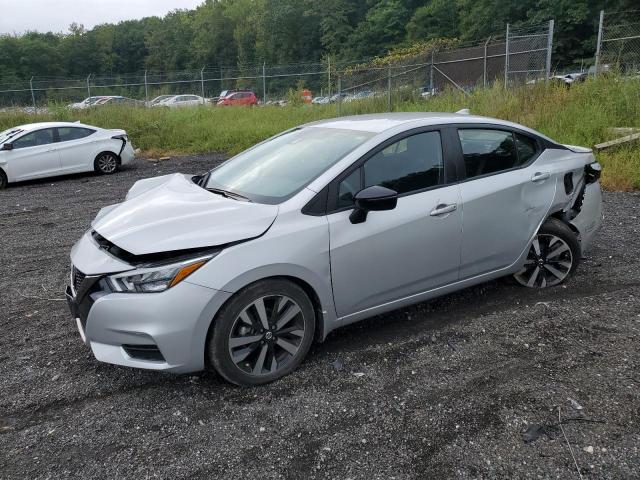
<box><xmin>0</xmin><ymin>122</ymin><xmax>134</xmax><ymax>188</ymax></box>
<box><xmin>66</xmin><ymin>113</ymin><xmax>603</xmax><ymax>386</ymax></box>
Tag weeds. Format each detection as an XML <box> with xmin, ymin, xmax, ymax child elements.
<box><xmin>1</xmin><ymin>76</ymin><xmax>638</xmax><ymax>189</ymax></box>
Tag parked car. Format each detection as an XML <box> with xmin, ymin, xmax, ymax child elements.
<box><xmin>155</xmin><ymin>95</ymin><xmax>205</xmax><ymax>108</ymax></box>
<box><xmin>94</xmin><ymin>96</ymin><xmax>143</xmax><ymax>107</ymax></box>
<box><xmin>312</xmin><ymin>96</ymin><xmax>329</xmax><ymax>105</ymax></box>
<box><xmin>68</xmin><ymin>96</ymin><xmax>107</xmax><ymax>110</ymax></box>
<box><xmin>328</xmin><ymin>92</ymin><xmax>348</xmax><ymax>103</ymax></box>
<box><xmin>217</xmin><ymin>90</ymin><xmax>258</xmax><ymax>106</ymax></box>
<box><xmin>147</xmin><ymin>95</ymin><xmax>174</xmax><ymax>107</ymax></box>
<box><xmin>0</xmin><ymin>122</ymin><xmax>134</xmax><ymax>188</ymax></box>
<box><xmin>66</xmin><ymin>112</ymin><xmax>602</xmax><ymax>386</ymax></box>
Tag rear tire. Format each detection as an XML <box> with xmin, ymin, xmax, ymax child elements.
<box><xmin>94</xmin><ymin>152</ymin><xmax>119</xmax><ymax>175</ymax></box>
<box><xmin>208</xmin><ymin>279</ymin><xmax>315</xmax><ymax>386</ymax></box>
<box><xmin>0</xmin><ymin>169</ymin><xmax>7</xmax><ymax>189</ymax></box>
<box><xmin>513</xmin><ymin>218</ymin><xmax>580</xmax><ymax>288</ymax></box>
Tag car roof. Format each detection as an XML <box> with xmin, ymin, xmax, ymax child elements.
<box><xmin>304</xmin><ymin>112</ymin><xmax>554</xmax><ymax>142</ymax></box>
<box><xmin>11</xmin><ymin>122</ymin><xmax>97</xmax><ymax>132</ymax></box>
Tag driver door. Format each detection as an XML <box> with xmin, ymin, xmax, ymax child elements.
<box><xmin>5</xmin><ymin>128</ymin><xmax>61</xmax><ymax>181</ymax></box>
<box><xmin>327</xmin><ymin>129</ymin><xmax>462</xmax><ymax>318</ymax></box>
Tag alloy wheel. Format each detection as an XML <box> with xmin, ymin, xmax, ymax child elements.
<box><xmin>228</xmin><ymin>295</ymin><xmax>306</xmax><ymax>376</ymax></box>
<box><xmin>514</xmin><ymin>234</ymin><xmax>574</xmax><ymax>288</ymax></box>
<box><xmin>97</xmin><ymin>154</ymin><xmax>117</xmax><ymax>174</ymax></box>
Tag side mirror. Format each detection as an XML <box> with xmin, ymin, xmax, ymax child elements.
<box><xmin>349</xmin><ymin>185</ymin><xmax>398</xmax><ymax>224</ymax></box>
<box><xmin>2</xmin><ymin>143</ymin><xmax>13</xmax><ymax>151</ymax></box>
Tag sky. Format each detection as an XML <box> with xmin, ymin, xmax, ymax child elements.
<box><xmin>0</xmin><ymin>0</ymin><xmax>204</xmax><ymax>35</ymax></box>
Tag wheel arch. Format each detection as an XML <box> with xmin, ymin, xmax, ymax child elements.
<box><xmin>94</xmin><ymin>149</ymin><xmax>121</xmax><ymax>163</ymax></box>
<box><xmin>205</xmin><ymin>272</ymin><xmax>334</xmax><ymax>352</ymax></box>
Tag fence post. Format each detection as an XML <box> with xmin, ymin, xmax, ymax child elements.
<box><xmin>29</xmin><ymin>77</ymin><xmax>36</xmax><ymax>110</ymax></box>
<box><xmin>595</xmin><ymin>10</ymin><xmax>605</xmax><ymax>75</ymax></box>
<box><xmin>262</xmin><ymin>62</ymin><xmax>266</xmax><ymax>104</ymax></box>
<box><xmin>144</xmin><ymin>70</ymin><xmax>149</xmax><ymax>105</ymax></box>
<box><xmin>545</xmin><ymin>20</ymin><xmax>555</xmax><ymax>81</ymax></box>
<box><xmin>200</xmin><ymin>66</ymin><xmax>205</xmax><ymax>100</ymax></box>
<box><xmin>327</xmin><ymin>56</ymin><xmax>331</xmax><ymax>99</ymax></box>
<box><xmin>86</xmin><ymin>73</ymin><xmax>92</xmax><ymax>100</ymax></box>
<box><xmin>504</xmin><ymin>24</ymin><xmax>510</xmax><ymax>88</ymax></box>
<box><xmin>430</xmin><ymin>50</ymin><xmax>435</xmax><ymax>91</ymax></box>
<box><xmin>337</xmin><ymin>76</ymin><xmax>342</xmax><ymax>116</ymax></box>
<box><xmin>387</xmin><ymin>64</ymin><xmax>392</xmax><ymax>112</ymax></box>
<box><xmin>483</xmin><ymin>37</ymin><xmax>490</xmax><ymax>88</ymax></box>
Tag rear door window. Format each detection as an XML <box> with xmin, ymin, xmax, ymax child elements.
<box><xmin>458</xmin><ymin>129</ymin><xmax>519</xmax><ymax>179</ymax></box>
<box><xmin>515</xmin><ymin>133</ymin><xmax>540</xmax><ymax>164</ymax></box>
<box><xmin>57</xmin><ymin>127</ymin><xmax>95</xmax><ymax>142</ymax></box>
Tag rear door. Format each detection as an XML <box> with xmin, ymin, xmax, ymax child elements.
<box><xmin>5</xmin><ymin>128</ymin><xmax>61</xmax><ymax>181</ymax></box>
<box><xmin>328</xmin><ymin>128</ymin><xmax>462</xmax><ymax>317</ymax></box>
<box><xmin>55</xmin><ymin>126</ymin><xmax>97</xmax><ymax>173</ymax></box>
<box><xmin>455</xmin><ymin>126</ymin><xmax>556</xmax><ymax>279</ymax></box>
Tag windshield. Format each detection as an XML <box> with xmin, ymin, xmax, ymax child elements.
<box><xmin>205</xmin><ymin>127</ymin><xmax>373</xmax><ymax>204</ymax></box>
<box><xmin>0</xmin><ymin>128</ymin><xmax>24</xmax><ymax>144</ymax></box>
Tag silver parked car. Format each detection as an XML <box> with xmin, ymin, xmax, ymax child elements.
<box><xmin>66</xmin><ymin>113</ymin><xmax>603</xmax><ymax>386</ymax></box>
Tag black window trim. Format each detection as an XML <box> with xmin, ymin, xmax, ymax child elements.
<box><xmin>324</xmin><ymin>125</ymin><xmax>459</xmax><ymax>215</ymax></box>
<box><xmin>452</xmin><ymin>123</ymin><xmax>549</xmax><ymax>183</ymax></box>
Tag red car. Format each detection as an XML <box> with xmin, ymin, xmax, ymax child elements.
<box><xmin>217</xmin><ymin>91</ymin><xmax>258</xmax><ymax>106</ymax></box>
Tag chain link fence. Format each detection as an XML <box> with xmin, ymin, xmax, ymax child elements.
<box><xmin>337</xmin><ymin>21</ymin><xmax>554</xmax><ymax>111</ymax></box>
<box><xmin>0</xmin><ymin>21</ymin><xmax>554</xmax><ymax>110</ymax></box>
<box><xmin>596</xmin><ymin>10</ymin><xmax>640</xmax><ymax>74</ymax></box>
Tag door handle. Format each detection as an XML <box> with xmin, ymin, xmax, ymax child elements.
<box><xmin>531</xmin><ymin>171</ymin><xmax>551</xmax><ymax>182</ymax></box>
<box><xmin>430</xmin><ymin>203</ymin><xmax>457</xmax><ymax>216</ymax></box>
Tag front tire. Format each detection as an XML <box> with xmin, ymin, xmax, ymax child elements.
<box><xmin>0</xmin><ymin>169</ymin><xmax>7</xmax><ymax>189</ymax></box>
<box><xmin>94</xmin><ymin>152</ymin><xmax>119</xmax><ymax>175</ymax></box>
<box><xmin>208</xmin><ymin>279</ymin><xmax>315</xmax><ymax>386</ymax></box>
<box><xmin>513</xmin><ymin>218</ymin><xmax>580</xmax><ymax>288</ymax></box>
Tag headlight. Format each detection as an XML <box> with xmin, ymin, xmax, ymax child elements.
<box><xmin>107</xmin><ymin>255</ymin><xmax>213</xmax><ymax>293</ymax></box>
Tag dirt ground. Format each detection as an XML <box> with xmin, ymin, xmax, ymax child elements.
<box><xmin>0</xmin><ymin>156</ymin><xmax>639</xmax><ymax>479</ymax></box>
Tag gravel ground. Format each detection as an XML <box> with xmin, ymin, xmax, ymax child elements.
<box><xmin>0</xmin><ymin>156</ymin><xmax>639</xmax><ymax>479</ymax></box>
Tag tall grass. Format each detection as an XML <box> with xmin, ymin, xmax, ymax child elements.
<box><xmin>1</xmin><ymin>76</ymin><xmax>638</xmax><ymax>189</ymax></box>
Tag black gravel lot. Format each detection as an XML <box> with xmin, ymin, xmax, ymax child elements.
<box><xmin>0</xmin><ymin>156</ymin><xmax>639</xmax><ymax>479</ymax></box>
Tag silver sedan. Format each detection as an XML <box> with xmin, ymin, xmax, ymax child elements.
<box><xmin>66</xmin><ymin>113</ymin><xmax>603</xmax><ymax>386</ymax></box>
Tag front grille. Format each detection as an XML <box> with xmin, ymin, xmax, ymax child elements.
<box><xmin>72</xmin><ymin>266</ymin><xmax>86</xmax><ymax>294</ymax></box>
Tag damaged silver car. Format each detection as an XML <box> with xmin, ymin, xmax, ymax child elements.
<box><xmin>66</xmin><ymin>113</ymin><xmax>603</xmax><ymax>386</ymax></box>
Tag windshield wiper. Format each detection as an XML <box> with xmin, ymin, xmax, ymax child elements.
<box><xmin>206</xmin><ymin>187</ymin><xmax>251</xmax><ymax>202</ymax></box>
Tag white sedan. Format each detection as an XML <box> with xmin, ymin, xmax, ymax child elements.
<box><xmin>154</xmin><ymin>95</ymin><xmax>205</xmax><ymax>108</ymax></box>
<box><xmin>0</xmin><ymin>122</ymin><xmax>135</xmax><ymax>189</ymax></box>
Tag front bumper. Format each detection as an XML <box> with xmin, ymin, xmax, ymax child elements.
<box><xmin>66</xmin><ymin>276</ymin><xmax>231</xmax><ymax>373</ymax></box>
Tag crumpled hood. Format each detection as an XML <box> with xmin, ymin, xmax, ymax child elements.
<box><xmin>92</xmin><ymin>173</ymin><xmax>278</xmax><ymax>255</ymax></box>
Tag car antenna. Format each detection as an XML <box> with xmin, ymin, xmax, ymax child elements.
<box><xmin>456</xmin><ymin>108</ymin><xmax>471</xmax><ymax>115</ymax></box>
